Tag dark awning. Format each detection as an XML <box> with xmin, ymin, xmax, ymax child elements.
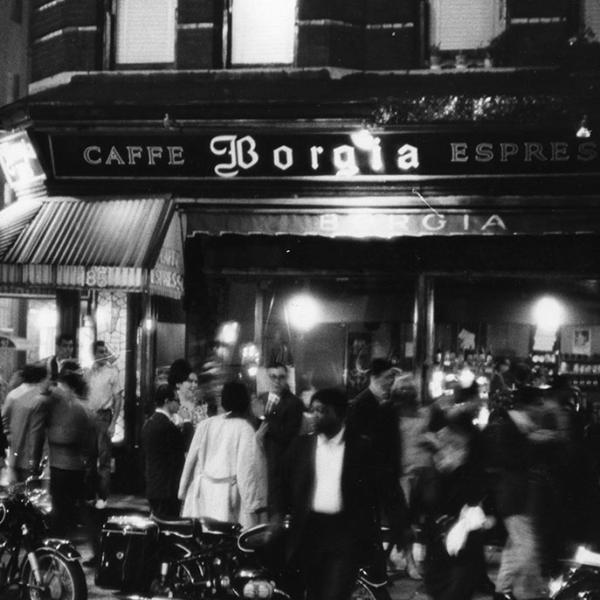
<box><xmin>0</xmin><ymin>196</ymin><xmax>183</xmax><ymax>299</ymax></box>
<box><xmin>185</xmin><ymin>208</ymin><xmax>600</xmax><ymax>239</ymax></box>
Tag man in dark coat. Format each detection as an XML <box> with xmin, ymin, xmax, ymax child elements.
<box><xmin>272</xmin><ymin>387</ymin><xmax>379</xmax><ymax>600</ymax></box>
<box><xmin>258</xmin><ymin>362</ymin><xmax>304</xmax><ymax>509</ymax></box>
<box><xmin>347</xmin><ymin>358</ymin><xmax>410</xmax><ymax>584</ymax></box>
<box><xmin>141</xmin><ymin>384</ymin><xmax>185</xmax><ymax>518</ymax></box>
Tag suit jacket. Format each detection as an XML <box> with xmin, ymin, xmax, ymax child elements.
<box><xmin>348</xmin><ymin>387</ymin><xmax>408</xmax><ymax>542</ymax></box>
<box><xmin>141</xmin><ymin>411</ymin><xmax>185</xmax><ymax>500</ymax></box>
<box><xmin>259</xmin><ymin>388</ymin><xmax>304</xmax><ymax>460</ymax></box>
<box><xmin>273</xmin><ymin>431</ymin><xmax>379</xmax><ymax>561</ymax></box>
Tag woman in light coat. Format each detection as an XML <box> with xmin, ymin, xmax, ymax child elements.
<box><xmin>178</xmin><ymin>380</ymin><xmax>267</xmax><ymax>528</ymax></box>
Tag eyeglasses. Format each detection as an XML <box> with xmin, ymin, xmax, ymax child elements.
<box><xmin>269</xmin><ymin>374</ymin><xmax>287</xmax><ymax>381</ymax></box>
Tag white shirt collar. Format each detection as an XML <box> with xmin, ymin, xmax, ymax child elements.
<box><xmin>317</xmin><ymin>425</ymin><xmax>345</xmax><ymax>447</ymax></box>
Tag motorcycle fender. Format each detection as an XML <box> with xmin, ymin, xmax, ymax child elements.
<box><xmin>36</xmin><ymin>538</ymin><xmax>82</xmax><ymax>561</ymax></box>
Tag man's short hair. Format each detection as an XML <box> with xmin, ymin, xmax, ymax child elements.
<box><xmin>21</xmin><ymin>364</ymin><xmax>49</xmax><ymax>384</ymax></box>
<box><xmin>369</xmin><ymin>358</ymin><xmax>393</xmax><ymax>378</ymax></box>
<box><xmin>56</xmin><ymin>333</ymin><xmax>74</xmax><ymax>346</ymax></box>
<box><xmin>155</xmin><ymin>384</ymin><xmax>177</xmax><ymax>407</ymax></box>
<box><xmin>267</xmin><ymin>362</ymin><xmax>287</xmax><ymax>371</ymax></box>
<box><xmin>311</xmin><ymin>387</ymin><xmax>348</xmax><ymax>418</ymax></box>
<box><xmin>92</xmin><ymin>340</ymin><xmax>106</xmax><ymax>354</ymax></box>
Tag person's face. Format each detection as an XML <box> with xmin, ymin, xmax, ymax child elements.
<box><xmin>372</xmin><ymin>368</ymin><xmax>396</xmax><ymax>398</ymax></box>
<box><xmin>268</xmin><ymin>367</ymin><xmax>288</xmax><ymax>394</ymax></box>
<box><xmin>179</xmin><ymin>372</ymin><xmax>199</xmax><ymax>400</ymax></box>
<box><xmin>56</xmin><ymin>339</ymin><xmax>74</xmax><ymax>360</ymax></box>
<box><xmin>311</xmin><ymin>400</ymin><xmax>343</xmax><ymax>437</ymax></box>
<box><xmin>94</xmin><ymin>344</ymin><xmax>109</xmax><ymax>365</ymax></box>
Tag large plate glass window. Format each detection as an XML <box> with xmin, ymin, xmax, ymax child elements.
<box><xmin>115</xmin><ymin>0</ymin><xmax>176</xmax><ymax>65</ymax></box>
<box><xmin>430</xmin><ymin>0</ymin><xmax>506</xmax><ymax>50</ymax></box>
<box><xmin>231</xmin><ymin>0</ymin><xmax>296</xmax><ymax>65</ymax></box>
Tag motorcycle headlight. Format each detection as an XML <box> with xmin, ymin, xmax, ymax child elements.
<box><xmin>243</xmin><ymin>580</ymin><xmax>274</xmax><ymax>599</ymax></box>
<box><xmin>548</xmin><ymin>575</ymin><xmax>565</xmax><ymax>598</ymax></box>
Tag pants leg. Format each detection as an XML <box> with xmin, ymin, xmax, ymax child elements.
<box><xmin>495</xmin><ymin>514</ymin><xmax>545</xmax><ymax>600</ymax></box>
<box><xmin>93</xmin><ymin>412</ymin><xmax>112</xmax><ymax>501</ymax></box>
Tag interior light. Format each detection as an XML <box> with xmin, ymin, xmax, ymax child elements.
<box><xmin>532</xmin><ymin>296</ymin><xmax>566</xmax><ymax>333</ymax></box>
<box><xmin>576</xmin><ymin>115</ymin><xmax>592</xmax><ymax>138</ymax></box>
<box><xmin>286</xmin><ymin>294</ymin><xmax>320</xmax><ymax>331</ymax></box>
<box><xmin>351</xmin><ymin>128</ymin><xmax>375</xmax><ymax>150</ymax></box>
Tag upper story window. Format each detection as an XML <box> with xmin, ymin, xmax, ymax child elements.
<box><xmin>115</xmin><ymin>0</ymin><xmax>176</xmax><ymax>66</ymax></box>
<box><xmin>230</xmin><ymin>0</ymin><xmax>296</xmax><ymax>65</ymax></box>
<box><xmin>430</xmin><ymin>0</ymin><xmax>506</xmax><ymax>51</ymax></box>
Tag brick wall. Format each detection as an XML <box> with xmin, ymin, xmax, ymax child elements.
<box><xmin>30</xmin><ymin>0</ymin><xmax>101</xmax><ymax>82</ymax></box>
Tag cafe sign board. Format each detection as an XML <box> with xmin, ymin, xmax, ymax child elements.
<box><xmin>45</xmin><ymin>129</ymin><xmax>600</xmax><ymax>182</ymax></box>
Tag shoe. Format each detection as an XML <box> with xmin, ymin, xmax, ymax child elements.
<box><xmin>95</xmin><ymin>499</ymin><xmax>107</xmax><ymax>510</ymax></box>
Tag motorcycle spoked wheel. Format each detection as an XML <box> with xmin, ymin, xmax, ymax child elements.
<box><xmin>20</xmin><ymin>550</ymin><xmax>87</xmax><ymax>600</ymax></box>
<box><xmin>149</xmin><ymin>562</ymin><xmax>201</xmax><ymax>599</ymax></box>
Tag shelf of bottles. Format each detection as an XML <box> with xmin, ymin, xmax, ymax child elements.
<box><xmin>559</xmin><ymin>354</ymin><xmax>600</xmax><ymax>390</ymax></box>
<box><xmin>530</xmin><ymin>350</ymin><xmax>559</xmax><ymax>380</ymax></box>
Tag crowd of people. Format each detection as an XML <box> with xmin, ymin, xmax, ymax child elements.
<box><xmin>1</xmin><ymin>335</ymin><xmax>598</xmax><ymax>600</ymax></box>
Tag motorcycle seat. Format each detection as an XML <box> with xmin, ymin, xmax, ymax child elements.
<box><xmin>152</xmin><ymin>516</ymin><xmax>201</xmax><ymax>539</ymax></box>
<box><xmin>200</xmin><ymin>517</ymin><xmax>242</xmax><ymax>535</ymax></box>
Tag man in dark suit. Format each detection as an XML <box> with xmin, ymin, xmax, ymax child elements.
<box><xmin>258</xmin><ymin>362</ymin><xmax>304</xmax><ymax>509</ymax></box>
<box><xmin>348</xmin><ymin>358</ymin><xmax>412</xmax><ymax>584</ymax></box>
<box><xmin>44</xmin><ymin>333</ymin><xmax>75</xmax><ymax>382</ymax></box>
<box><xmin>272</xmin><ymin>387</ymin><xmax>379</xmax><ymax>600</ymax></box>
<box><xmin>141</xmin><ymin>384</ymin><xmax>185</xmax><ymax>518</ymax></box>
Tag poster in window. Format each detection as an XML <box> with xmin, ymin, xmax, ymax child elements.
<box><xmin>347</xmin><ymin>332</ymin><xmax>372</xmax><ymax>397</ymax></box>
<box><xmin>573</xmin><ymin>328</ymin><xmax>592</xmax><ymax>356</ymax></box>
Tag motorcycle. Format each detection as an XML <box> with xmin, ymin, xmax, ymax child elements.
<box><xmin>0</xmin><ymin>477</ymin><xmax>87</xmax><ymax>600</ymax></box>
<box><xmin>96</xmin><ymin>513</ymin><xmax>384</xmax><ymax>599</ymax></box>
<box><xmin>550</xmin><ymin>546</ymin><xmax>600</xmax><ymax>600</ymax></box>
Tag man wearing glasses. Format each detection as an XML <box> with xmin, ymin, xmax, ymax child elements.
<box><xmin>258</xmin><ymin>362</ymin><xmax>304</xmax><ymax>511</ymax></box>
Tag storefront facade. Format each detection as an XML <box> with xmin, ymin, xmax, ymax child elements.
<box><xmin>2</xmin><ymin>64</ymin><xmax>600</xmax><ymax>489</ymax></box>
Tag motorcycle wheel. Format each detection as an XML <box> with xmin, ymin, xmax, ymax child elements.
<box><xmin>350</xmin><ymin>580</ymin><xmax>377</xmax><ymax>600</ymax></box>
<box><xmin>21</xmin><ymin>549</ymin><xmax>87</xmax><ymax>600</ymax></box>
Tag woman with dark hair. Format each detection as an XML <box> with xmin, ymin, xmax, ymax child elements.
<box><xmin>168</xmin><ymin>358</ymin><xmax>208</xmax><ymax>449</ymax></box>
<box><xmin>178</xmin><ymin>380</ymin><xmax>267</xmax><ymax>527</ymax></box>
<box><xmin>47</xmin><ymin>360</ymin><xmax>95</xmax><ymax>538</ymax></box>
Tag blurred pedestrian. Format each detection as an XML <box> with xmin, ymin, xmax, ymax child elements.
<box><xmin>422</xmin><ymin>415</ymin><xmax>494</xmax><ymax>600</ymax></box>
<box><xmin>347</xmin><ymin>358</ymin><xmax>410</xmax><ymax>589</ymax></box>
<box><xmin>1</xmin><ymin>364</ymin><xmax>48</xmax><ymax>483</ymax></box>
<box><xmin>46</xmin><ymin>361</ymin><xmax>95</xmax><ymax>540</ymax></box>
<box><xmin>178</xmin><ymin>381</ymin><xmax>267</xmax><ymax>527</ymax></box>
<box><xmin>142</xmin><ymin>384</ymin><xmax>185</xmax><ymax>518</ymax></box>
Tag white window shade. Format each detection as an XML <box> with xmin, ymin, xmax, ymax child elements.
<box><xmin>116</xmin><ymin>0</ymin><xmax>175</xmax><ymax>65</ymax></box>
<box><xmin>585</xmin><ymin>0</ymin><xmax>600</xmax><ymax>38</ymax></box>
<box><xmin>231</xmin><ymin>0</ymin><xmax>295</xmax><ymax>65</ymax></box>
<box><xmin>431</xmin><ymin>0</ymin><xmax>505</xmax><ymax>50</ymax></box>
